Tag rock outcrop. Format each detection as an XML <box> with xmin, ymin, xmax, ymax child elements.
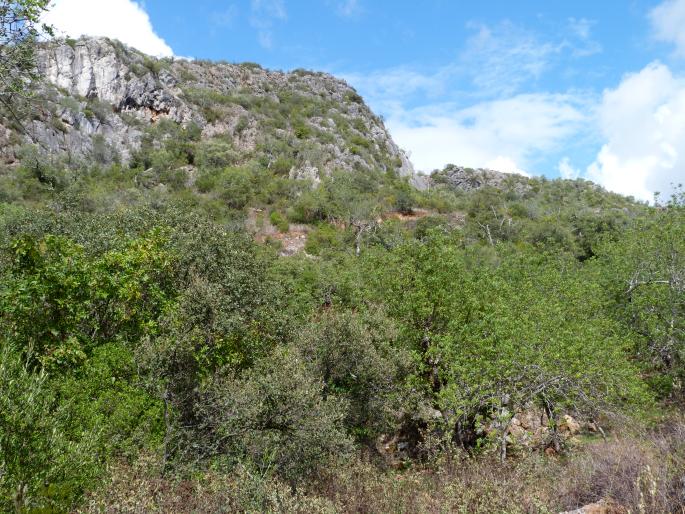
<box><xmin>2</xmin><ymin>37</ymin><xmax>415</xmax><ymax>181</ymax></box>
<box><xmin>39</xmin><ymin>39</ymin><xmax>194</xmax><ymax>123</ymax></box>
<box><xmin>430</xmin><ymin>164</ymin><xmax>532</xmax><ymax>194</ymax></box>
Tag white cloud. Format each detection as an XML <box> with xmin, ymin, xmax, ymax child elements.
<box><xmin>250</xmin><ymin>0</ymin><xmax>287</xmax><ymax>49</ymax></box>
<box><xmin>650</xmin><ymin>0</ymin><xmax>685</xmax><ymax>57</ymax></box>
<box><xmin>342</xmin><ymin>19</ymin><xmax>604</xmax><ymax>177</ymax></box>
<box><xmin>385</xmin><ymin>93</ymin><xmax>587</xmax><ymax>174</ymax></box>
<box><xmin>42</xmin><ymin>0</ymin><xmax>173</xmax><ymax>57</ymax></box>
<box><xmin>566</xmin><ymin>18</ymin><xmax>602</xmax><ymax>57</ymax></box>
<box><xmin>461</xmin><ymin>21</ymin><xmax>560</xmax><ymax>97</ymax></box>
<box><xmin>342</xmin><ymin>67</ymin><xmax>446</xmax><ymax>107</ymax></box>
<box><xmin>558</xmin><ymin>157</ymin><xmax>580</xmax><ymax>179</ymax></box>
<box><xmin>346</xmin><ymin>20</ymin><xmax>584</xmax><ymax>105</ymax></box>
<box><xmin>585</xmin><ymin>62</ymin><xmax>685</xmax><ymax>201</ymax></box>
<box><xmin>486</xmin><ymin>156</ymin><xmax>530</xmax><ymax>177</ymax></box>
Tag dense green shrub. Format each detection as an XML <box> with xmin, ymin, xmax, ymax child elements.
<box><xmin>0</xmin><ymin>345</ymin><xmax>101</xmax><ymax>512</ymax></box>
<box><xmin>217</xmin><ymin>167</ymin><xmax>254</xmax><ymax>209</ymax></box>
<box><xmin>192</xmin><ymin>347</ymin><xmax>351</xmax><ymax>483</ymax></box>
<box><xmin>297</xmin><ymin>310</ymin><xmax>411</xmax><ymax>439</ymax></box>
<box><xmin>304</xmin><ymin>223</ymin><xmax>346</xmax><ymax>255</ymax></box>
<box><xmin>269</xmin><ymin>210</ymin><xmax>289</xmax><ymax>232</ymax></box>
<box><xmin>195</xmin><ymin>137</ymin><xmax>240</xmax><ymax>169</ymax></box>
<box><xmin>271</xmin><ymin>156</ymin><xmax>295</xmax><ymax>175</ymax></box>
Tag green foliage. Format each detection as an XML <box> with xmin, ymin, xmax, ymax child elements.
<box><xmin>365</xmin><ymin>233</ymin><xmax>650</xmax><ymax>455</ymax></box>
<box><xmin>130</xmin><ymin>120</ymin><xmax>200</xmax><ymax>172</ymax></box>
<box><xmin>437</xmin><ymin>252</ymin><xmax>649</xmax><ymax>451</ymax></box>
<box><xmin>293</xmin><ymin>118</ymin><xmax>312</xmax><ymax>139</ymax></box>
<box><xmin>344</xmin><ymin>90</ymin><xmax>364</xmax><ymax>105</ymax></box>
<box><xmin>597</xmin><ymin>189</ymin><xmax>685</xmax><ymax>396</ymax></box>
<box><xmin>54</xmin><ymin>343</ymin><xmax>164</xmax><ymax>458</ymax></box>
<box><xmin>0</xmin><ymin>230</ymin><xmax>176</xmax><ymax>370</ymax></box>
<box><xmin>304</xmin><ymin>222</ymin><xmax>346</xmax><ymax>255</ymax></box>
<box><xmin>0</xmin><ymin>345</ymin><xmax>100</xmax><ymax>512</ymax></box>
<box><xmin>297</xmin><ymin>310</ymin><xmax>410</xmax><ymax>439</ymax></box>
<box><xmin>269</xmin><ymin>210</ymin><xmax>289</xmax><ymax>232</ymax></box>
<box><xmin>271</xmin><ymin>156</ymin><xmax>295</xmax><ymax>175</ymax></box>
<box><xmin>84</xmin><ymin>98</ymin><xmax>112</xmax><ymax>124</ymax></box>
<box><xmin>0</xmin><ymin>0</ymin><xmax>52</xmax><ymax>105</ymax></box>
<box><xmin>192</xmin><ymin>347</ymin><xmax>351</xmax><ymax>483</ymax></box>
<box><xmin>349</xmin><ymin>133</ymin><xmax>371</xmax><ymax>149</ymax></box>
<box><xmin>217</xmin><ymin>167</ymin><xmax>254</xmax><ymax>209</ymax></box>
<box><xmin>195</xmin><ymin>137</ymin><xmax>240</xmax><ymax>169</ymax></box>
<box><xmin>393</xmin><ymin>183</ymin><xmax>414</xmax><ymax>215</ymax></box>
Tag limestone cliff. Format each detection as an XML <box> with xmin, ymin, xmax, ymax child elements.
<box><xmin>1</xmin><ymin>37</ymin><xmax>414</xmax><ymax>181</ymax></box>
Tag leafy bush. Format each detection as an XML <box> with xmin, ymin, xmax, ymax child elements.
<box><xmin>195</xmin><ymin>137</ymin><xmax>240</xmax><ymax>169</ymax></box>
<box><xmin>191</xmin><ymin>347</ymin><xmax>351</xmax><ymax>483</ymax></box>
<box><xmin>271</xmin><ymin>156</ymin><xmax>295</xmax><ymax>176</ymax></box>
<box><xmin>217</xmin><ymin>167</ymin><xmax>254</xmax><ymax>209</ymax></box>
<box><xmin>269</xmin><ymin>210</ymin><xmax>289</xmax><ymax>232</ymax></box>
<box><xmin>297</xmin><ymin>310</ymin><xmax>410</xmax><ymax>439</ymax></box>
<box><xmin>304</xmin><ymin>223</ymin><xmax>345</xmax><ymax>255</ymax></box>
<box><xmin>0</xmin><ymin>346</ymin><xmax>101</xmax><ymax>512</ymax></box>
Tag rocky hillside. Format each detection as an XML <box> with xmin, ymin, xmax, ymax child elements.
<box><xmin>0</xmin><ymin>37</ymin><xmax>413</xmax><ymax>182</ymax></box>
<box><xmin>429</xmin><ymin>164</ymin><xmax>533</xmax><ymax>194</ymax></box>
<box><xmin>0</xmin><ymin>36</ymin><xmax>646</xmax><ymax>261</ymax></box>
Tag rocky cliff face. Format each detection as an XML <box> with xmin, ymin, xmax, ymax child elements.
<box><xmin>1</xmin><ymin>37</ymin><xmax>414</xmax><ymax>181</ymax></box>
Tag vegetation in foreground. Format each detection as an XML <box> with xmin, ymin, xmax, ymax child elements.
<box><xmin>0</xmin><ymin>181</ymin><xmax>683</xmax><ymax>512</ymax></box>
<box><xmin>1</xmin><ymin>5</ymin><xmax>684</xmax><ymax>512</ymax></box>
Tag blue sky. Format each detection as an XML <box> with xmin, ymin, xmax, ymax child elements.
<box><xmin>44</xmin><ymin>0</ymin><xmax>685</xmax><ymax>201</ymax></box>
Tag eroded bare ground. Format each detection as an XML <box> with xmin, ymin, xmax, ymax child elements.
<box><xmin>247</xmin><ymin>207</ymin><xmax>468</xmax><ymax>257</ymax></box>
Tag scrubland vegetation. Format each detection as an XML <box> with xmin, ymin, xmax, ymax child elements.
<box><xmin>1</xmin><ymin>144</ymin><xmax>684</xmax><ymax>511</ymax></box>
<box><xmin>0</xmin><ymin>12</ymin><xmax>684</xmax><ymax>511</ymax></box>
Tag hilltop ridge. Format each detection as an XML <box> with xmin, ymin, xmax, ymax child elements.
<box><xmin>1</xmin><ymin>37</ymin><xmax>414</xmax><ymax>181</ymax></box>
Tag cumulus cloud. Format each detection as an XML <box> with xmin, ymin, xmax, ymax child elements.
<box><xmin>650</xmin><ymin>0</ymin><xmax>685</xmax><ymax>57</ymax></box>
<box><xmin>42</xmin><ymin>0</ymin><xmax>173</xmax><ymax>57</ymax></box>
<box><xmin>486</xmin><ymin>156</ymin><xmax>531</xmax><ymax>177</ymax></box>
<box><xmin>585</xmin><ymin>62</ymin><xmax>685</xmax><ymax>202</ymax></box>
<box><xmin>385</xmin><ymin>93</ymin><xmax>587</xmax><ymax>174</ymax></box>
<box><xmin>342</xmin><ymin>19</ymin><xmax>606</xmax><ymax>177</ymax></box>
<box><xmin>558</xmin><ymin>157</ymin><xmax>580</xmax><ymax>180</ymax></box>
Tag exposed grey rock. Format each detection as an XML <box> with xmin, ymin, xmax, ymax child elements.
<box><xmin>3</xmin><ymin>36</ymin><xmax>417</xmax><ymax>182</ymax></box>
<box><xmin>431</xmin><ymin>165</ymin><xmax>532</xmax><ymax>194</ymax></box>
<box><xmin>289</xmin><ymin>161</ymin><xmax>320</xmax><ymax>185</ymax></box>
<box><xmin>39</xmin><ymin>38</ymin><xmax>194</xmax><ymax>123</ymax></box>
<box><xmin>410</xmin><ymin>173</ymin><xmax>430</xmax><ymax>191</ymax></box>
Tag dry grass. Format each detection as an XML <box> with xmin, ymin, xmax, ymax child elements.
<box><xmin>556</xmin><ymin>418</ymin><xmax>685</xmax><ymax>513</ymax></box>
<box><xmin>81</xmin><ymin>418</ymin><xmax>685</xmax><ymax>514</ymax></box>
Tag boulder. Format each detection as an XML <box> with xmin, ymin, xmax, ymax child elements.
<box><xmin>559</xmin><ymin>415</ymin><xmax>581</xmax><ymax>436</ymax></box>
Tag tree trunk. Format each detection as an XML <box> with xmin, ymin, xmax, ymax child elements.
<box><xmin>543</xmin><ymin>399</ymin><xmax>561</xmax><ymax>453</ymax></box>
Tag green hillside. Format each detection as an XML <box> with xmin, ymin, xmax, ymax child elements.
<box><xmin>1</xmin><ymin>33</ymin><xmax>684</xmax><ymax>514</ymax></box>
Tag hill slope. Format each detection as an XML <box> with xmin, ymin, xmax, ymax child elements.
<box><xmin>1</xmin><ymin>37</ymin><xmax>413</xmax><ymax>180</ymax></box>
<box><xmin>0</xmin><ymin>37</ymin><xmax>646</xmax><ymax>259</ymax></box>
<box><xmin>2</xmin><ymin>35</ymin><xmax>684</xmax><ymax>514</ymax></box>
